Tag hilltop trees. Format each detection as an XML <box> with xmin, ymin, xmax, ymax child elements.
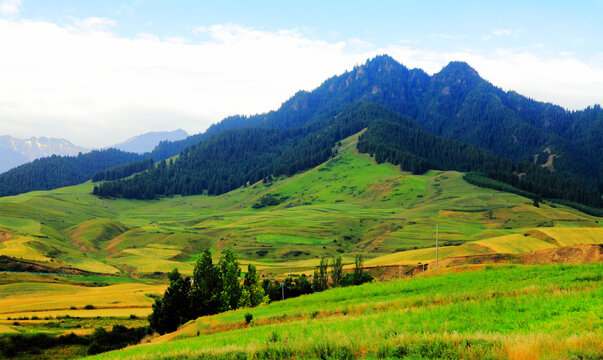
<box><xmin>92</xmin><ymin>158</ymin><xmax>155</xmax><ymax>182</ymax></box>
<box><xmin>0</xmin><ymin>149</ymin><xmax>144</xmax><ymax>197</ymax></box>
<box><xmin>149</xmin><ymin>249</ymin><xmax>265</xmax><ymax>335</ymax></box>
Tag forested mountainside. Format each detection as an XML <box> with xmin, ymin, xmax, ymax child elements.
<box><xmin>196</xmin><ymin>55</ymin><xmax>603</xmax><ymax>190</ymax></box>
<box><xmin>357</xmin><ymin>118</ymin><xmax>602</xmax><ymax>208</ymax></box>
<box><xmin>0</xmin><ymin>149</ymin><xmax>143</xmax><ymax>197</ymax></box>
<box><xmin>94</xmin><ymin>102</ymin><xmax>601</xmax><ymax>208</ymax></box>
<box><xmin>0</xmin><ymin>135</ymin><xmax>196</xmax><ymax>197</ymax></box>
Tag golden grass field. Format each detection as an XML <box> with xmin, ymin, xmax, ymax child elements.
<box><xmin>0</xmin><ymin>281</ymin><xmax>164</xmax><ymax>319</ymax></box>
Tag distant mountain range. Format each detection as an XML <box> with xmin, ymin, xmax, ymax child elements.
<box><xmin>0</xmin><ymin>129</ymin><xmax>195</xmax><ymax>196</ymax></box>
<box><xmin>0</xmin><ymin>129</ymin><xmax>189</xmax><ymax>175</ymax></box>
<box><xmin>0</xmin><ymin>136</ymin><xmax>88</xmax><ymax>173</ymax></box>
<box><xmin>112</xmin><ymin>129</ymin><xmax>188</xmax><ymax>154</ymax></box>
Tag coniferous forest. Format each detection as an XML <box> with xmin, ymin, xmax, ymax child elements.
<box><xmin>0</xmin><ymin>149</ymin><xmax>142</xmax><ymax>197</ymax></box>
<box><xmin>94</xmin><ymin>100</ymin><xmax>602</xmax><ymax>209</ymax></box>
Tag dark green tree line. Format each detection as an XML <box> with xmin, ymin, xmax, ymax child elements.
<box><xmin>148</xmin><ymin>249</ymin><xmax>266</xmax><ymax>335</ymax></box>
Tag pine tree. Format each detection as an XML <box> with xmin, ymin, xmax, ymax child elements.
<box><xmin>191</xmin><ymin>249</ymin><xmax>222</xmax><ymax>317</ymax></box>
<box><xmin>148</xmin><ymin>269</ymin><xmax>192</xmax><ymax>335</ymax></box>
<box><xmin>218</xmin><ymin>249</ymin><xmax>242</xmax><ymax>311</ymax></box>
<box><xmin>330</xmin><ymin>256</ymin><xmax>344</xmax><ymax>287</ymax></box>
<box><xmin>239</xmin><ymin>264</ymin><xmax>267</xmax><ymax>307</ymax></box>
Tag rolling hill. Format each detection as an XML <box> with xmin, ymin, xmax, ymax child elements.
<box><xmin>0</xmin><ymin>132</ymin><xmax>600</xmax><ymax>279</ymax></box>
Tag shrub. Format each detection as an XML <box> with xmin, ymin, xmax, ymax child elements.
<box><xmin>267</xmin><ymin>331</ymin><xmax>280</xmax><ymax>343</ymax></box>
<box><xmin>244</xmin><ymin>313</ymin><xmax>253</xmax><ymax>324</ymax></box>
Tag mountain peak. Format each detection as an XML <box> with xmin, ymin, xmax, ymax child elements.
<box><xmin>438</xmin><ymin>61</ymin><xmax>480</xmax><ymax>79</ymax></box>
<box><xmin>361</xmin><ymin>54</ymin><xmax>407</xmax><ymax>72</ymax></box>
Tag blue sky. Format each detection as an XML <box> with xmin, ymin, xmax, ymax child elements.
<box><xmin>20</xmin><ymin>0</ymin><xmax>602</xmax><ymax>59</ymax></box>
<box><xmin>1</xmin><ymin>0</ymin><xmax>602</xmax><ymax>147</ymax></box>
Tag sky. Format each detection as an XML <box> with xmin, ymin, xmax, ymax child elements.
<box><xmin>0</xmin><ymin>0</ymin><xmax>602</xmax><ymax>148</ymax></box>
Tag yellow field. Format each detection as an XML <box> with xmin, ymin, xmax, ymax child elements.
<box><xmin>61</xmin><ymin>256</ymin><xmax>121</xmax><ymax>274</ymax></box>
<box><xmin>0</xmin><ymin>234</ymin><xmax>51</xmax><ymax>261</ymax></box>
<box><xmin>114</xmin><ymin>245</ymin><xmax>194</xmax><ymax>274</ymax></box>
<box><xmin>0</xmin><ymin>324</ymin><xmax>18</xmax><ymax>333</ymax></box>
<box><xmin>0</xmin><ymin>282</ymin><xmax>164</xmax><ymax>319</ymax></box>
<box><xmin>475</xmin><ymin>234</ymin><xmax>557</xmax><ymax>253</ymax></box>
<box><xmin>365</xmin><ymin>242</ymin><xmax>490</xmax><ymax>266</ymax></box>
<box><xmin>534</xmin><ymin>227</ymin><xmax>603</xmax><ymax>246</ymax></box>
<box><xmin>1</xmin><ymin>308</ymin><xmax>153</xmax><ymax>320</ymax></box>
<box><xmin>366</xmin><ymin>227</ymin><xmax>603</xmax><ymax>266</ymax></box>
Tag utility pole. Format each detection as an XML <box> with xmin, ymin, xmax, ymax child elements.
<box><xmin>435</xmin><ymin>219</ymin><xmax>439</xmax><ymax>269</ymax></box>
<box><xmin>398</xmin><ymin>264</ymin><xmax>402</xmax><ymax>279</ymax></box>
<box><xmin>281</xmin><ymin>282</ymin><xmax>284</xmax><ymax>301</ymax></box>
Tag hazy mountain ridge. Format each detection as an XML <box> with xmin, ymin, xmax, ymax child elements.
<box><xmin>0</xmin><ymin>135</ymin><xmax>89</xmax><ymax>173</ymax></box>
<box><xmin>112</xmin><ymin>129</ymin><xmax>189</xmax><ymax>154</ymax></box>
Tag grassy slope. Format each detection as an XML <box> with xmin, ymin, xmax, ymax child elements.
<box><xmin>0</xmin><ymin>132</ymin><xmax>599</xmax><ymax>277</ymax></box>
<box><xmin>0</xmin><ymin>132</ymin><xmax>601</xmax><ymax>335</ymax></box>
<box><xmin>87</xmin><ymin>263</ymin><xmax>602</xmax><ymax>360</ymax></box>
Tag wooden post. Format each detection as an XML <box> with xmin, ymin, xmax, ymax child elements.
<box><xmin>435</xmin><ymin>220</ymin><xmax>439</xmax><ymax>269</ymax></box>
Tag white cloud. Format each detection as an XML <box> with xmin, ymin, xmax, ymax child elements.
<box><xmin>430</xmin><ymin>33</ymin><xmax>467</xmax><ymax>40</ymax></box>
<box><xmin>0</xmin><ymin>0</ymin><xmax>21</xmax><ymax>16</ymax></box>
<box><xmin>70</xmin><ymin>17</ymin><xmax>116</xmax><ymax>33</ymax></box>
<box><xmin>493</xmin><ymin>29</ymin><xmax>511</xmax><ymax>36</ymax></box>
<box><xmin>0</xmin><ymin>18</ymin><xmax>601</xmax><ymax>148</ymax></box>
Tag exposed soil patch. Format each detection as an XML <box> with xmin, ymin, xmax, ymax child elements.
<box><xmin>426</xmin><ymin>244</ymin><xmax>602</xmax><ymax>269</ymax></box>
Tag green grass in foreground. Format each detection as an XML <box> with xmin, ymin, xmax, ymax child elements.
<box><xmin>87</xmin><ymin>263</ymin><xmax>602</xmax><ymax>360</ymax></box>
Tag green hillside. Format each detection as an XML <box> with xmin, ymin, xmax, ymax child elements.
<box><xmin>0</xmin><ymin>132</ymin><xmax>600</xmax><ymax>278</ymax></box>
